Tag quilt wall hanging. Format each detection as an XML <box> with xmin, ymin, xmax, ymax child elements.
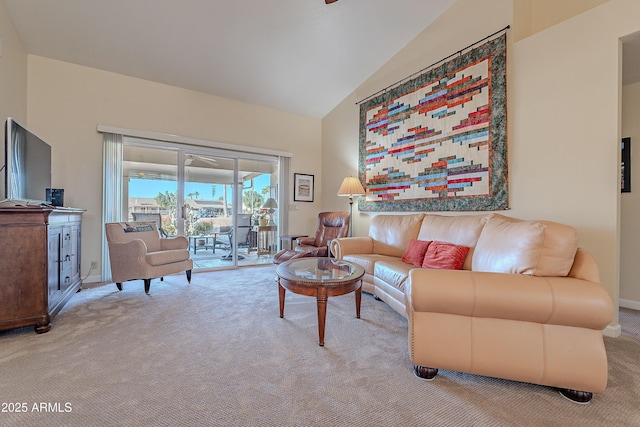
<box><xmin>358</xmin><ymin>33</ymin><xmax>508</xmax><ymax>212</ymax></box>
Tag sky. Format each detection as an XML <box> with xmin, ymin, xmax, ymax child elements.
<box><xmin>129</xmin><ymin>174</ymin><xmax>272</xmax><ymax>200</ymax></box>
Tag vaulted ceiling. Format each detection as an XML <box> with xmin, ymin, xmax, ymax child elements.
<box><xmin>6</xmin><ymin>0</ymin><xmax>640</xmax><ymax>119</ymax></box>
<box><xmin>4</xmin><ymin>0</ymin><xmax>456</xmax><ymax>118</ymax></box>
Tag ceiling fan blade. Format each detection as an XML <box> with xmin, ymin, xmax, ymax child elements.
<box><xmin>325</xmin><ymin>0</ymin><xmax>338</xmax><ymax>4</ymax></box>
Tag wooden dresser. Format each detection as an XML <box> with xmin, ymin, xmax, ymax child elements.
<box><xmin>0</xmin><ymin>206</ymin><xmax>84</xmax><ymax>333</ymax></box>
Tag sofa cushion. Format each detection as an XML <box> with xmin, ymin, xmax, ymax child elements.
<box><xmin>344</xmin><ymin>254</ymin><xmax>399</xmax><ymax>277</ymax></box>
<box><xmin>472</xmin><ymin>215</ymin><xmax>578</xmax><ymax>276</ymax></box>
<box><xmin>417</xmin><ymin>214</ymin><xmax>492</xmax><ymax>248</ymax></box>
<box><xmin>120</xmin><ymin>222</ymin><xmax>154</xmax><ymax>233</ymax></box>
<box><xmin>535</xmin><ymin>219</ymin><xmax>580</xmax><ymax>276</ymax></box>
<box><xmin>402</xmin><ymin>239</ymin><xmax>432</xmax><ymax>267</ymax></box>
<box><xmin>375</xmin><ymin>260</ymin><xmax>414</xmax><ymax>292</ymax></box>
<box><xmin>417</xmin><ymin>214</ymin><xmax>492</xmax><ymax>270</ymax></box>
<box><xmin>369</xmin><ymin>214</ymin><xmax>425</xmax><ymax>257</ymax></box>
<box><xmin>472</xmin><ymin>217</ymin><xmax>544</xmax><ymax>275</ymax></box>
<box><xmin>421</xmin><ymin>241</ymin><xmax>470</xmax><ymax>270</ymax></box>
<box><xmin>107</xmin><ymin>221</ymin><xmax>162</xmax><ymax>252</ymax></box>
<box><xmin>146</xmin><ymin>249</ymin><xmax>190</xmax><ymax>266</ymax></box>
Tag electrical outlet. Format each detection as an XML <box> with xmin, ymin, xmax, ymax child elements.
<box><xmin>90</xmin><ymin>261</ymin><xmax>98</xmax><ymax>270</ymax></box>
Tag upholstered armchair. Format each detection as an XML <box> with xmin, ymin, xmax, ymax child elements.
<box><xmin>105</xmin><ymin>222</ymin><xmax>193</xmax><ymax>294</ymax></box>
<box><xmin>296</xmin><ymin>212</ymin><xmax>350</xmax><ymax>257</ymax></box>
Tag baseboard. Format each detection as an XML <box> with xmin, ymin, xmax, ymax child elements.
<box><xmin>81</xmin><ymin>274</ymin><xmax>103</xmax><ymax>285</ymax></box>
<box><xmin>601</xmin><ymin>299</ymin><xmax>640</xmax><ymax>338</ymax></box>
<box><xmin>603</xmin><ymin>323</ymin><xmax>622</xmax><ymax>338</ymax></box>
<box><xmin>619</xmin><ymin>298</ymin><xmax>640</xmax><ymax>311</ymax></box>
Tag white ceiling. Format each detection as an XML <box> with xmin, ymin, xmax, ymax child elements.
<box><xmin>3</xmin><ymin>0</ymin><xmax>456</xmax><ymax>119</ymax></box>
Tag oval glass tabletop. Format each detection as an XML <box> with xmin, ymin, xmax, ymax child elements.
<box><xmin>279</xmin><ymin>257</ymin><xmax>363</xmax><ymax>284</ymax></box>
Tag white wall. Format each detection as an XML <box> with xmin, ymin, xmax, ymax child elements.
<box><xmin>322</xmin><ymin>0</ymin><xmax>640</xmax><ymax>331</ymax></box>
<box><xmin>0</xmin><ymin>0</ymin><xmax>27</xmax><ymax>194</ymax></box>
<box><xmin>26</xmin><ymin>56</ymin><xmax>322</xmax><ymax>279</ymax></box>
<box><xmin>0</xmin><ymin>1</ymin><xmax>26</xmax><ymax>123</ymax></box>
<box><xmin>529</xmin><ymin>0</ymin><xmax>609</xmax><ymax>34</ymax></box>
<box><xmin>621</xmin><ymin>80</ymin><xmax>640</xmax><ymax>307</ymax></box>
<box><xmin>510</xmin><ymin>0</ymin><xmax>640</xmax><ymax>331</ymax></box>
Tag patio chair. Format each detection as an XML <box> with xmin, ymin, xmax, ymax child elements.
<box><xmin>132</xmin><ymin>212</ymin><xmax>169</xmax><ymax>237</ymax></box>
<box><xmin>221</xmin><ymin>214</ymin><xmax>252</xmax><ymax>261</ymax></box>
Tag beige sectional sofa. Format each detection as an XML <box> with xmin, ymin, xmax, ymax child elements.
<box><xmin>330</xmin><ymin>213</ymin><xmax>613</xmax><ymax>403</ymax></box>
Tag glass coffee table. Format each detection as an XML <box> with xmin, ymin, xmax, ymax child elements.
<box><xmin>276</xmin><ymin>257</ymin><xmax>365</xmax><ymax>346</ymax></box>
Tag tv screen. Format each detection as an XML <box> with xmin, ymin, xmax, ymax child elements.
<box><xmin>3</xmin><ymin>118</ymin><xmax>52</xmax><ymax>204</ymax></box>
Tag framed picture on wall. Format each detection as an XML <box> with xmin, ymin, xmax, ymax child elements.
<box><xmin>293</xmin><ymin>173</ymin><xmax>314</xmax><ymax>202</ymax></box>
<box><xmin>622</xmin><ymin>137</ymin><xmax>631</xmax><ymax>193</ymax></box>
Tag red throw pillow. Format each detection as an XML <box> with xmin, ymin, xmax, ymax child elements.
<box><xmin>402</xmin><ymin>239</ymin><xmax>432</xmax><ymax>267</ymax></box>
<box><xmin>422</xmin><ymin>241</ymin><xmax>470</xmax><ymax>270</ymax></box>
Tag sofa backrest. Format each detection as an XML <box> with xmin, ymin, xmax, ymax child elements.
<box><xmin>105</xmin><ymin>221</ymin><xmax>162</xmax><ymax>252</ymax></box>
<box><xmin>471</xmin><ymin>214</ymin><xmax>579</xmax><ymax>277</ymax></box>
<box><xmin>369</xmin><ymin>214</ymin><xmax>425</xmax><ymax>257</ymax></box>
<box><xmin>416</xmin><ymin>214</ymin><xmax>493</xmax><ymax>270</ymax></box>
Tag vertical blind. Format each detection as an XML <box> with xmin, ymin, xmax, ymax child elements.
<box><xmin>101</xmin><ymin>132</ymin><xmax>123</xmax><ymax>281</ymax></box>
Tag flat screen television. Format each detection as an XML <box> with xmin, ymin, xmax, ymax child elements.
<box><xmin>2</xmin><ymin>118</ymin><xmax>52</xmax><ymax>204</ymax></box>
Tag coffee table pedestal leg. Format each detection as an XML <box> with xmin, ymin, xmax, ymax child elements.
<box><xmin>355</xmin><ymin>283</ymin><xmax>362</xmax><ymax>319</ymax></box>
<box><xmin>316</xmin><ymin>289</ymin><xmax>328</xmax><ymax>347</ymax></box>
<box><xmin>278</xmin><ymin>281</ymin><xmax>286</xmax><ymax>318</ymax></box>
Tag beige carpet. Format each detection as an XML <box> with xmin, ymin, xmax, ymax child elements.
<box><xmin>1</xmin><ymin>266</ymin><xmax>639</xmax><ymax>426</ymax></box>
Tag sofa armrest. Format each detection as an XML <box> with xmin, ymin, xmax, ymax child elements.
<box><xmin>160</xmin><ymin>235</ymin><xmax>189</xmax><ymax>251</ymax></box>
<box><xmin>406</xmin><ymin>269</ymin><xmax>613</xmax><ymax>330</ymax></box>
<box><xmin>568</xmin><ymin>248</ymin><xmax>600</xmax><ymax>283</ymax></box>
<box><xmin>330</xmin><ymin>237</ymin><xmax>374</xmax><ymax>259</ymax></box>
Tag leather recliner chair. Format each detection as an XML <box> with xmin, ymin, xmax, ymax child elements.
<box><xmin>295</xmin><ymin>212</ymin><xmax>350</xmax><ymax>257</ymax></box>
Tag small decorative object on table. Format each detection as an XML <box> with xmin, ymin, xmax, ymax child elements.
<box><xmin>253</xmin><ymin>211</ymin><xmax>269</xmax><ymax>226</ymax></box>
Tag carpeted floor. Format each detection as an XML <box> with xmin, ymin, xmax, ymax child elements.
<box><xmin>0</xmin><ymin>266</ymin><xmax>639</xmax><ymax>426</ymax></box>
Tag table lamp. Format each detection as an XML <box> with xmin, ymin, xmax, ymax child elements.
<box><xmin>262</xmin><ymin>197</ymin><xmax>278</xmax><ymax>225</ymax></box>
<box><xmin>337</xmin><ymin>176</ymin><xmax>365</xmax><ymax>237</ymax></box>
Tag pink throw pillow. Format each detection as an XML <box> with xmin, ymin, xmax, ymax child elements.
<box><xmin>402</xmin><ymin>239</ymin><xmax>432</xmax><ymax>267</ymax></box>
<box><xmin>422</xmin><ymin>241</ymin><xmax>470</xmax><ymax>270</ymax></box>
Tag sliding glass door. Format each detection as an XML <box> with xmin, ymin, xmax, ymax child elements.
<box><xmin>124</xmin><ymin>144</ymin><xmax>178</xmax><ymax>235</ymax></box>
<box><xmin>121</xmin><ymin>139</ymin><xmax>280</xmax><ymax>270</ymax></box>
<box><xmin>182</xmin><ymin>152</ymin><xmax>239</xmax><ymax>265</ymax></box>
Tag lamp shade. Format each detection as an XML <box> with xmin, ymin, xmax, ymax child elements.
<box><xmin>337</xmin><ymin>177</ymin><xmax>365</xmax><ymax>197</ymax></box>
<box><xmin>262</xmin><ymin>198</ymin><xmax>278</xmax><ymax>209</ymax></box>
